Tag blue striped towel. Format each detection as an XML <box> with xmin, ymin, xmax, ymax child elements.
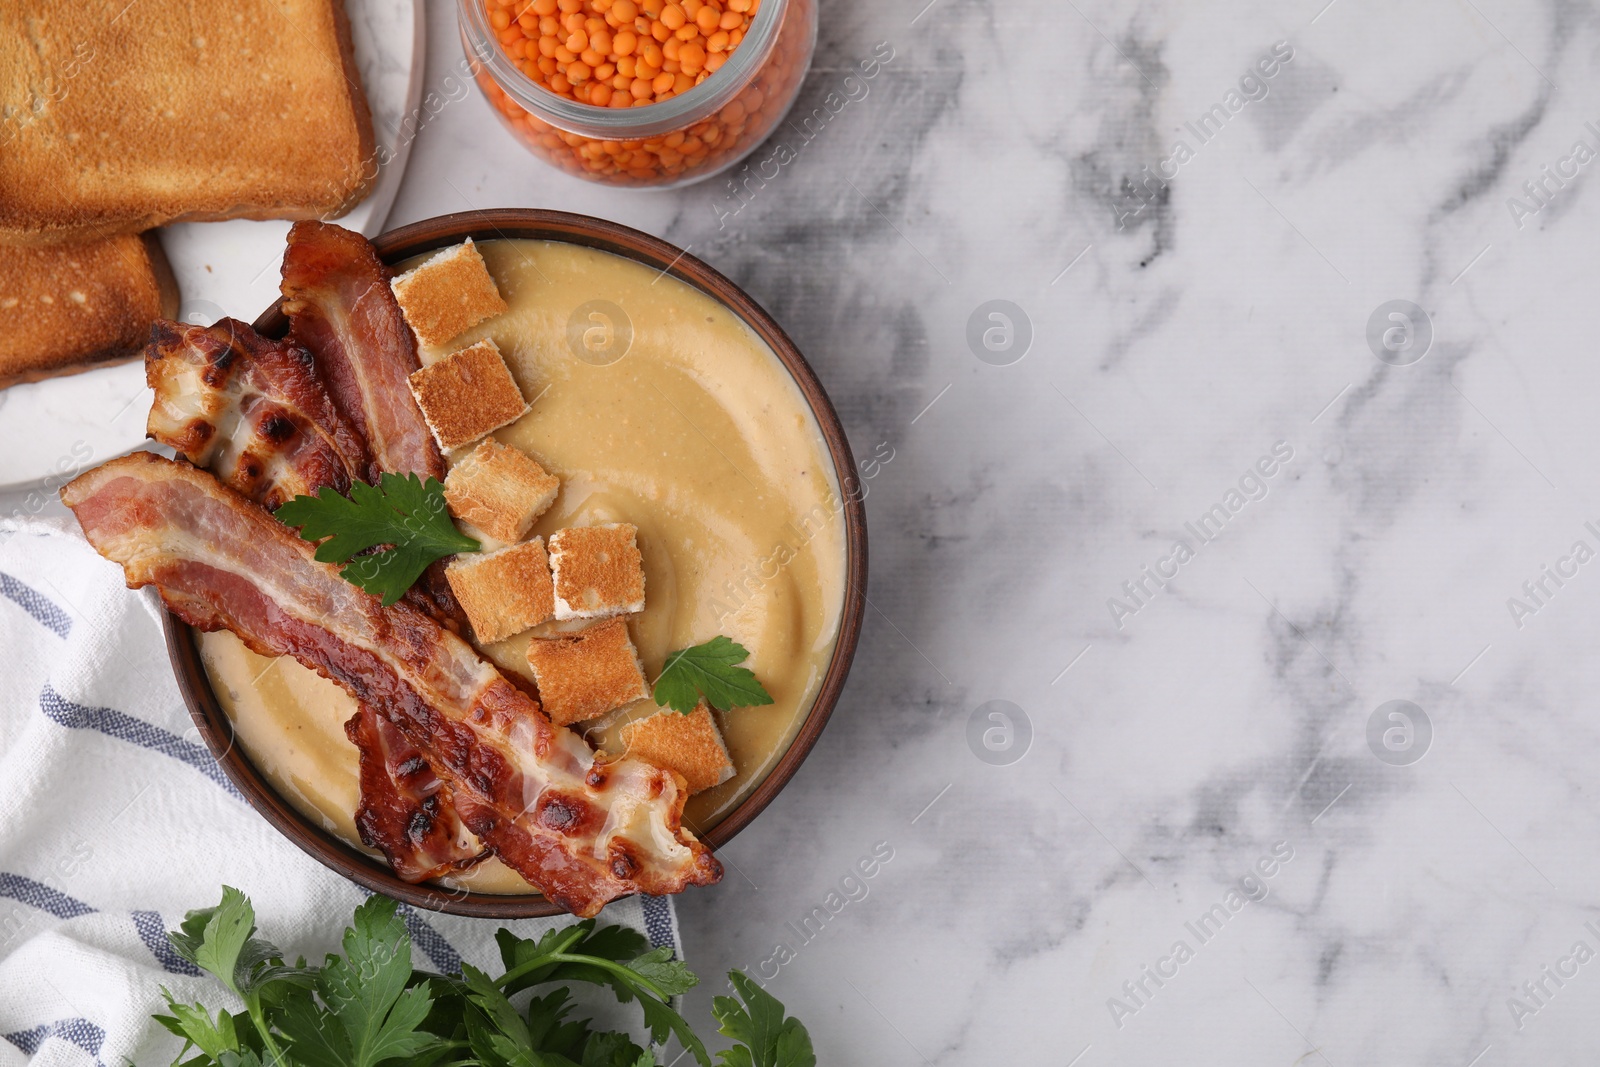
<box><xmin>0</xmin><ymin>516</ymin><xmax>679</xmax><ymax>1066</ymax></box>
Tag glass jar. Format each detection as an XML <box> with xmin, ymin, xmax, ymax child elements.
<box><xmin>458</xmin><ymin>0</ymin><xmax>816</xmax><ymax>189</ymax></box>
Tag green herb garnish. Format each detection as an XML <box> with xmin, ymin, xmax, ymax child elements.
<box><xmin>652</xmin><ymin>636</ymin><xmax>774</xmax><ymax>714</ymax></box>
<box><xmin>272</xmin><ymin>896</ymin><xmax>444</xmax><ymax>1067</ymax></box>
<box><xmin>713</xmin><ymin>972</ymin><xmax>816</xmax><ymax>1067</ymax></box>
<box><xmin>156</xmin><ymin>886</ymin><xmax>311</xmax><ymax>1067</ymax></box>
<box><xmin>153</xmin><ymin>888</ymin><xmax>815</xmax><ymax>1067</ymax></box>
<box><xmin>276</xmin><ymin>473</ymin><xmax>478</xmax><ymax>606</ymax></box>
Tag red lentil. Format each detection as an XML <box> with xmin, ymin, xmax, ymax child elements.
<box><xmin>473</xmin><ymin>0</ymin><xmax>814</xmax><ymax>185</ymax></box>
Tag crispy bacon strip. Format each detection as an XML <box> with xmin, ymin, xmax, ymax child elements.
<box><xmin>349</xmin><ymin>701</ymin><xmax>484</xmax><ymax>880</ymax></box>
<box><xmin>279</xmin><ymin>221</ymin><xmax>439</xmax><ymax>483</ymax></box>
<box><xmin>276</xmin><ymin>222</ymin><xmax>474</xmax><ymax>868</ymax></box>
<box><xmin>279</xmin><ymin>220</ymin><xmax>461</xmax><ymax>629</ymax></box>
<box><xmin>347</xmin><ymin>705</ymin><xmax>490</xmax><ymax>882</ymax></box>
<box><xmin>147</xmin><ymin>317</ymin><xmax>480</xmax><ymax>879</ymax></box>
<box><xmin>63</xmin><ymin>453</ymin><xmax>722</xmax><ymax>916</ymax></box>
<box><xmin>145</xmin><ymin>319</ymin><xmax>369</xmax><ymax>511</ymax></box>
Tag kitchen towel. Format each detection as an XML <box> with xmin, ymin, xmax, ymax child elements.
<box><xmin>0</xmin><ymin>514</ymin><xmax>680</xmax><ymax>1067</ymax></box>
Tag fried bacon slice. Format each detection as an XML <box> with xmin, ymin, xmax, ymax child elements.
<box><xmin>62</xmin><ymin>453</ymin><xmax>722</xmax><ymax>916</ymax></box>
<box><xmin>347</xmin><ymin>704</ymin><xmax>489</xmax><ymax>882</ymax></box>
<box><xmin>279</xmin><ymin>220</ymin><xmax>461</xmax><ymax>629</ymax></box>
<box><xmin>145</xmin><ymin>319</ymin><xmax>369</xmax><ymax>511</ymax></box>
<box><xmin>351</xmin><ymin>697</ymin><xmax>485</xmax><ymax>881</ymax></box>
<box><xmin>147</xmin><ymin>317</ymin><xmax>481</xmax><ymax>881</ymax></box>
<box><xmin>276</xmin><ymin>221</ymin><xmax>474</xmax><ymax>871</ymax></box>
<box><xmin>280</xmin><ymin>221</ymin><xmax>440</xmax><ymax>484</ymax></box>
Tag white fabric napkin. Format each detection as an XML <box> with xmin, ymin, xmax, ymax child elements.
<box><xmin>0</xmin><ymin>516</ymin><xmax>680</xmax><ymax>1067</ymax></box>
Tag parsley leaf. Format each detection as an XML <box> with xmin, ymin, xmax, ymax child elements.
<box><xmin>153</xmin><ymin>890</ymin><xmax>812</xmax><ymax>1067</ymax></box>
<box><xmin>275</xmin><ymin>896</ymin><xmax>443</xmax><ymax>1067</ymax></box>
<box><xmin>153</xmin><ymin>995</ymin><xmax>245</xmax><ymax>1062</ymax></box>
<box><xmin>495</xmin><ymin>922</ymin><xmax>647</xmax><ymax>997</ymax></box>
<box><xmin>276</xmin><ymin>473</ymin><xmax>479</xmax><ymax>605</ymax></box>
<box><xmin>712</xmin><ymin>973</ymin><xmax>815</xmax><ymax>1067</ymax></box>
<box><xmin>493</xmin><ymin>925</ymin><xmax>707</xmax><ymax>1067</ymax></box>
<box><xmin>624</xmin><ymin>946</ymin><xmax>697</xmax><ymax>998</ymax></box>
<box><xmin>582</xmin><ymin>1031</ymin><xmax>657</xmax><ymax>1067</ymax></box>
<box><xmin>167</xmin><ymin>887</ymin><xmax>285</xmax><ymax>997</ymax></box>
<box><xmin>211</xmin><ymin>1052</ymin><xmax>266</xmax><ymax>1067</ymax></box>
<box><xmin>652</xmin><ymin>637</ymin><xmax>774</xmax><ymax>714</ymax></box>
<box><xmin>461</xmin><ymin>975</ymin><xmax>654</xmax><ymax>1067</ymax></box>
<box><xmin>460</xmin><ymin>964</ymin><xmax>542</xmax><ymax>1067</ymax></box>
<box><xmin>165</xmin><ymin>887</ymin><xmax>310</xmax><ymax>1065</ymax></box>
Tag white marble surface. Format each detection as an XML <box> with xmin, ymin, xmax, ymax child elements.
<box><xmin>18</xmin><ymin>0</ymin><xmax>1600</xmax><ymax>1061</ymax></box>
<box><xmin>393</xmin><ymin>0</ymin><xmax>1600</xmax><ymax>1062</ymax></box>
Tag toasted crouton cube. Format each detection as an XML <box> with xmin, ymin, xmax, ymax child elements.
<box><xmin>525</xmin><ymin>618</ymin><xmax>649</xmax><ymax>726</ymax></box>
<box><xmin>444</xmin><ymin>438</ymin><xmax>560</xmax><ymax>543</ymax></box>
<box><xmin>548</xmin><ymin>523</ymin><xmax>645</xmax><ymax>620</ymax></box>
<box><xmin>408</xmin><ymin>338</ymin><xmax>528</xmax><ymax>452</ymax></box>
<box><xmin>621</xmin><ymin>702</ymin><xmax>735</xmax><ymax>794</ymax></box>
<box><xmin>390</xmin><ymin>237</ymin><xmax>508</xmax><ymax>348</ymax></box>
<box><xmin>445</xmin><ymin>538</ymin><xmax>554</xmax><ymax>644</ymax></box>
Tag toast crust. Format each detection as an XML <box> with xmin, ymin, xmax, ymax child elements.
<box><xmin>390</xmin><ymin>238</ymin><xmax>509</xmax><ymax>348</ymax></box>
<box><xmin>0</xmin><ymin>0</ymin><xmax>376</xmax><ymax>245</ymax></box>
<box><xmin>0</xmin><ymin>232</ymin><xmax>178</xmax><ymax>387</ymax></box>
<box><xmin>408</xmin><ymin>338</ymin><xmax>529</xmax><ymax>452</ymax></box>
<box><xmin>443</xmin><ymin>437</ymin><xmax>561</xmax><ymax>543</ymax></box>
<box><xmin>445</xmin><ymin>539</ymin><xmax>557</xmax><ymax>644</ymax></box>
<box><xmin>619</xmin><ymin>703</ymin><xmax>735</xmax><ymax>795</ymax></box>
<box><xmin>526</xmin><ymin>618</ymin><xmax>650</xmax><ymax>727</ymax></box>
<box><xmin>549</xmin><ymin>523</ymin><xmax>646</xmax><ymax>620</ymax></box>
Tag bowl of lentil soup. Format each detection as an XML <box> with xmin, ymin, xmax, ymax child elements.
<box><xmin>460</xmin><ymin>0</ymin><xmax>815</xmax><ymax>188</ymax></box>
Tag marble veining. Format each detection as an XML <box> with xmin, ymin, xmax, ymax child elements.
<box><xmin>524</xmin><ymin>1</ymin><xmax>1598</xmax><ymax>1061</ymax></box>
<box><xmin>9</xmin><ymin>0</ymin><xmax>1600</xmax><ymax>1061</ymax></box>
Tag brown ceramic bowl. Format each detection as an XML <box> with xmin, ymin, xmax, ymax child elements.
<box><xmin>161</xmin><ymin>208</ymin><xmax>866</xmax><ymax>918</ymax></box>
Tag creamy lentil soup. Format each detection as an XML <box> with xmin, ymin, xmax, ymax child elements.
<box><xmin>200</xmin><ymin>238</ymin><xmax>846</xmax><ymax>894</ymax></box>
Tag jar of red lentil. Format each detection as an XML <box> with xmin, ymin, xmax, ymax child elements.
<box><xmin>459</xmin><ymin>0</ymin><xmax>816</xmax><ymax>188</ymax></box>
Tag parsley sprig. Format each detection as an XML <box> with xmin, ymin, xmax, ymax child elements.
<box><xmin>713</xmin><ymin>973</ymin><xmax>815</xmax><ymax>1067</ymax></box>
<box><xmin>652</xmin><ymin>637</ymin><xmax>774</xmax><ymax>714</ymax></box>
<box><xmin>154</xmin><ymin>888</ymin><xmax>814</xmax><ymax>1067</ymax></box>
<box><xmin>275</xmin><ymin>473</ymin><xmax>479</xmax><ymax>606</ymax></box>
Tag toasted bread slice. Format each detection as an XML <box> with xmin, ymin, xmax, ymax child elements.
<box><xmin>549</xmin><ymin>523</ymin><xmax>646</xmax><ymax>620</ymax></box>
<box><xmin>0</xmin><ymin>233</ymin><xmax>178</xmax><ymax>387</ymax></box>
<box><xmin>390</xmin><ymin>238</ymin><xmax>508</xmax><ymax>348</ymax></box>
<box><xmin>444</xmin><ymin>437</ymin><xmax>560</xmax><ymax>544</ymax></box>
<box><xmin>408</xmin><ymin>338</ymin><xmax>528</xmax><ymax>452</ymax></box>
<box><xmin>445</xmin><ymin>538</ymin><xmax>555</xmax><ymax>644</ymax></box>
<box><xmin>525</xmin><ymin>618</ymin><xmax>649</xmax><ymax>727</ymax></box>
<box><xmin>620</xmin><ymin>702</ymin><xmax>735</xmax><ymax>794</ymax></box>
<box><xmin>0</xmin><ymin>0</ymin><xmax>374</xmax><ymax>245</ymax></box>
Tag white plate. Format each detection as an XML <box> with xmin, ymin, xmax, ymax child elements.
<box><xmin>0</xmin><ymin>0</ymin><xmax>425</xmax><ymax>489</ymax></box>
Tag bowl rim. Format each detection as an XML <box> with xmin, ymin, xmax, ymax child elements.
<box><xmin>162</xmin><ymin>207</ymin><xmax>867</xmax><ymax>919</ymax></box>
